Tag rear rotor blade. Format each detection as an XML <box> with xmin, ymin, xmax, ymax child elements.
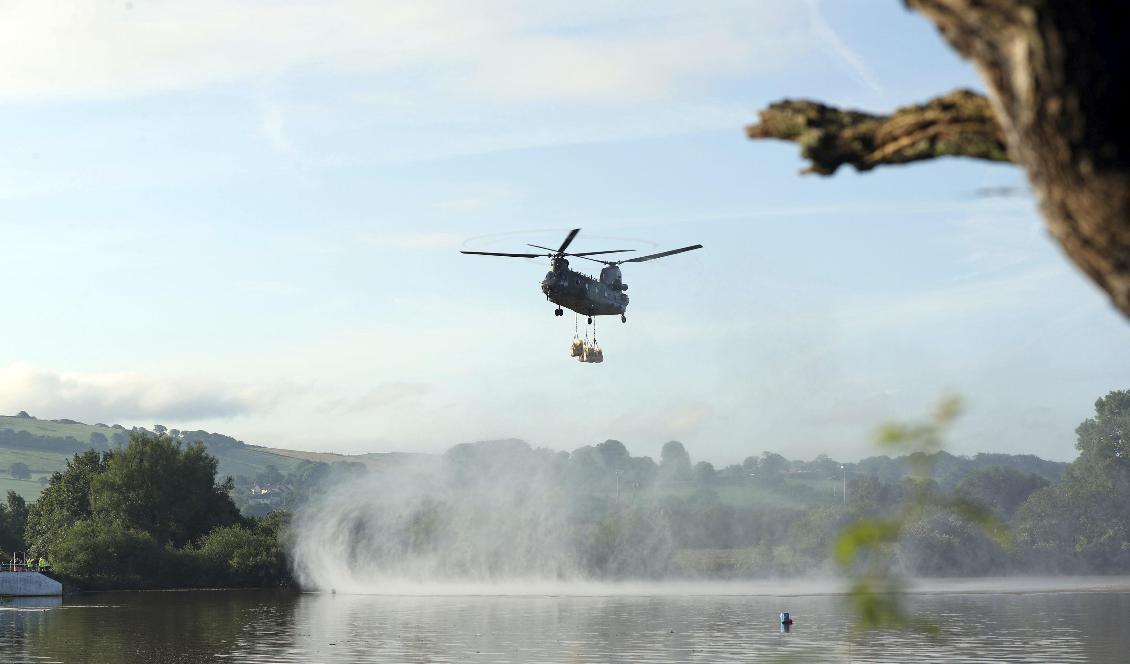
<box><xmin>460</xmin><ymin>250</ymin><xmax>547</xmax><ymax>258</ymax></box>
<box><xmin>569</xmin><ymin>249</ymin><xmax>635</xmax><ymax>257</ymax></box>
<box><xmin>557</xmin><ymin>228</ymin><xmax>580</xmax><ymax>254</ymax></box>
<box><xmin>527</xmin><ymin>243</ymin><xmax>635</xmax><ymax>257</ymax></box>
<box><xmin>620</xmin><ymin>244</ymin><xmax>703</xmax><ymax>263</ymax></box>
<box><xmin>572</xmin><ymin>255</ymin><xmax>614</xmax><ymax>265</ymax></box>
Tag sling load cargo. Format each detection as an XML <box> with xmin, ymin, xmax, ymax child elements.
<box><xmin>571</xmin><ymin>315</ymin><xmax>604</xmax><ymax>363</ymax></box>
<box><xmin>581</xmin><ymin>340</ymin><xmax>603</xmax><ymax>363</ymax></box>
<box><xmin>571</xmin><ymin>335</ymin><xmax>603</xmax><ymax>363</ymax></box>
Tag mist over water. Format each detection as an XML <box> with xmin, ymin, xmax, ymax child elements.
<box><xmin>291</xmin><ymin>441</ymin><xmax>677</xmax><ymax>592</ymax></box>
<box><xmin>288</xmin><ymin>437</ymin><xmax>1107</xmax><ymax>595</ymax></box>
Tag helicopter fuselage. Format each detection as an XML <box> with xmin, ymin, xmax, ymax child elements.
<box><xmin>540</xmin><ymin>258</ymin><xmax>629</xmax><ymax>317</ymax></box>
<box><xmin>460</xmin><ymin>228</ymin><xmax>700</xmax><ymax>324</ymax></box>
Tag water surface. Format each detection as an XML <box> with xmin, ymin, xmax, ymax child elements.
<box><xmin>3</xmin><ymin>578</ymin><xmax>1129</xmax><ymax>663</ymax></box>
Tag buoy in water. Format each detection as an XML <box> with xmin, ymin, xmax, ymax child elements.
<box><xmin>779</xmin><ymin>611</ymin><xmax>794</xmax><ymax>625</ymax></box>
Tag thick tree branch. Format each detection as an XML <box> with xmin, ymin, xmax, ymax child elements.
<box><xmin>747</xmin><ymin>89</ymin><xmax>1009</xmax><ymax>175</ymax></box>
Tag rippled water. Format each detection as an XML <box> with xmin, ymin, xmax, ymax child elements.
<box><xmin>3</xmin><ymin>579</ymin><xmax>1129</xmax><ymax>663</ymax></box>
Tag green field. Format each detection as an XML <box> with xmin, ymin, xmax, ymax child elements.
<box><xmin>0</xmin><ymin>476</ymin><xmax>46</xmax><ymax>500</ymax></box>
<box><xmin>0</xmin><ymin>415</ymin><xmax>120</xmax><ymax>444</ymax></box>
<box><xmin>209</xmin><ymin>446</ymin><xmax>303</xmax><ymax>480</ymax></box>
<box><xmin>0</xmin><ymin>446</ymin><xmax>72</xmax><ymax>474</ymax></box>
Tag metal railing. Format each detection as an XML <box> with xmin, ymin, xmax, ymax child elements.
<box><xmin>2</xmin><ymin>563</ymin><xmax>52</xmax><ymax>573</ymax></box>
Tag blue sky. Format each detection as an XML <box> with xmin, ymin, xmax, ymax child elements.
<box><xmin>1</xmin><ymin>1</ymin><xmax>1126</xmax><ymax>463</ymax></box>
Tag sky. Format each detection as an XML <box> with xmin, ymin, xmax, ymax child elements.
<box><xmin>1</xmin><ymin>1</ymin><xmax>1127</xmax><ymax>465</ymax></box>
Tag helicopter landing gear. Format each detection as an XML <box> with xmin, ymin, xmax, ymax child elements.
<box><xmin>621</xmin><ymin>314</ymin><xmax>626</xmax><ymax>323</ymax></box>
<box><xmin>554</xmin><ymin>308</ymin><xmax>563</xmax><ymax>316</ymax></box>
<box><xmin>587</xmin><ymin>316</ymin><xmax>593</xmax><ymax>324</ymax></box>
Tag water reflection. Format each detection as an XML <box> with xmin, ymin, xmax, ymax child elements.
<box><xmin>1</xmin><ymin>584</ymin><xmax>1128</xmax><ymax>663</ymax></box>
<box><xmin>1</xmin><ymin>596</ymin><xmax>61</xmax><ymax>610</ymax></box>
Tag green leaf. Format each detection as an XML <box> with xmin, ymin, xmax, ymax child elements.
<box><xmin>834</xmin><ymin>518</ymin><xmax>901</xmax><ymax>567</ymax></box>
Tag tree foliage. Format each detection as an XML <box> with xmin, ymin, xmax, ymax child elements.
<box><xmin>22</xmin><ymin>431</ymin><xmax>284</xmax><ymax>589</ymax></box>
<box><xmin>955</xmin><ymin>466</ymin><xmax>1049</xmax><ymax>519</ymax></box>
<box><xmin>51</xmin><ymin>518</ymin><xmax>181</xmax><ymax>589</ymax></box>
<box><xmin>90</xmin><ymin>433</ymin><xmax>241</xmax><ymax>547</ymax></box>
<box><xmin>1012</xmin><ymin>391</ymin><xmax>1130</xmax><ymax>571</ymax></box>
<box><xmin>659</xmin><ymin>440</ymin><xmax>692</xmax><ymax>482</ymax></box>
<box><xmin>25</xmin><ymin>448</ymin><xmax>112</xmax><ymax>557</ymax></box>
<box><xmin>0</xmin><ymin>490</ymin><xmax>28</xmax><ymax>555</ymax></box>
<box><xmin>1074</xmin><ymin>391</ymin><xmax>1130</xmax><ymax>473</ymax></box>
<box><xmin>194</xmin><ymin>512</ymin><xmax>291</xmax><ymax>588</ymax></box>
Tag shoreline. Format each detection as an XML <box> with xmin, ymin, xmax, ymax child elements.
<box><xmin>50</xmin><ymin>575</ymin><xmax>1130</xmax><ymax>598</ymax></box>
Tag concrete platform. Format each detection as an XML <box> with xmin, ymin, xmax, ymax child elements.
<box><xmin>0</xmin><ymin>571</ymin><xmax>63</xmax><ymax>596</ymax></box>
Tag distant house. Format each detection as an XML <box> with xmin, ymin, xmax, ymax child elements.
<box><xmin>247</xmin><ymin>484</ymin><xmax>291</xmax><ymax>508</ymax></box>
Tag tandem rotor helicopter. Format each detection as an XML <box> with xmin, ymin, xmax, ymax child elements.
<box><xmin>461</xmin><ymin>229</ymin><xmax>702</xmax><ymax>362</ymax></box>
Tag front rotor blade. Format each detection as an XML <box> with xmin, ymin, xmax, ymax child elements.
<box><xmin>621</xmin><ymin>244</ymin><xmax>703</xmax><ymax>263</ymax></box>
<box><xmin>460</xmin><ymin>250</ymin><xmax>547</xmax><ymax>258</ymax></box>
<box><xmin>526</xmin><ymin>244</ymin><xmax>557</xmax><ymax>252</ymax></box>
<box><xmin>557</xmin><ymin>228</ymin><xmax>581</xmax><ymax>254</ymax></box>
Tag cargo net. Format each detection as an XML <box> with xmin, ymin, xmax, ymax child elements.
<box><xmin>571</xmin><ymin>314</ymin><xmax>603</xmax><ymax>363</ymax></box>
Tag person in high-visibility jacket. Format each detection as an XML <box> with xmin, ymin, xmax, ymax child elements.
<box><xmin>37</xmin><ymin>557</ymin><xmax>47</xmax><ymax>571</ymax></box>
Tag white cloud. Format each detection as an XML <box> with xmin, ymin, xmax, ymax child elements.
<box><xmin>358</xmin><ymin>231</ymin><xmax>463</xmax><ymax>250</ymax></box>
<box><xmin>339</xmin><ymin>382</ymin><xmax>433</xmax><ymax>413</ymax></box>
<box><xmin>0</xmin><ymin>363</ymin><xmax>292</xmax><ymax>422</ymax></box>
<box><xmin>433</xmin><ymin>193</ymin><xmax>508</xmax><ymax>213</ymax></box>
<box><xmin>839</xmin><ymin>266</ymin><xmax>1066</xmax><ymax>333</ymax></box>
<box><xmin>803</xmin><ymin>0</ymin><xmax>884</xmax><ymax>96</ymax></box>
<box><xmin>611</xmin><ymin>399</ymin><xmax>713</xmax><ymax>441</ymax></box>
<box><xmin>0</xmin><ymin>1</ymin><xmax>811</xmax><ymax>104</ymax></box>
<box><xmin>236</xmin><ymin>279</ymin><xmax>305</xmax><ymax>296</ymax></box>
<box><xmin>259</xmin><ymin>100</ymin><xmax>297</xmax><ymax>156</ymax></box>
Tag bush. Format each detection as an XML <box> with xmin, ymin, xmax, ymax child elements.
<box><xmin>52</xmin><ymin>517</ymin><xmax>191</xmax><ymax>589</ymax></box>
<box><xmin>193</xmin><ymin>521</ymin><xmax>291</xmax><ymax>587</ymax></box>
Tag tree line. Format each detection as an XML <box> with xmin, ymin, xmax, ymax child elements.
<box><xmin>2</xmin><ymin>390</ymin><xmax>1128</xmax><ymax>588</ymax></box>
<box><xmin>2</xmin><ymin>432</ymin><xmax>289</xmax><ymax>589</ymax></box>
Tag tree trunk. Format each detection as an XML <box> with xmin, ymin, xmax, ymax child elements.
<box><xmin>749</xmin><ymin>1</ymin><xmax>1130</xmax><ymax>318</ymax></box>
<box><xmin>909</xmin><ymin>0</ymin><xmax>1130</xmax><ymax>317</ymax></box>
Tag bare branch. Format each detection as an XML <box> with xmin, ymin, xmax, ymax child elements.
<box><xmin>746</xmin><ymin>89</ymin><xmax>1009</xmax><ymax>175</ymax></box>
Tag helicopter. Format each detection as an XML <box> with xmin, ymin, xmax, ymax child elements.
<box><xmin>461</xmin><ymin>228</ymin><xmax>702</xmax><ymax>323</ymax></box>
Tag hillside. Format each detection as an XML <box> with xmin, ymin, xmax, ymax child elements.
<box><xmin>259</xmin><ymin>447</ymin><xmax>432</xmax><ymax>471</ymax></box>
<box><xmin>1</xmin><ymin>413</ymin><xmax>1072</xmax><ymax>508</ymax></box>
<box><xmin>0</xmin><ymin>413</ymin><xmax>307</xmax><ymax>499</ymax></box>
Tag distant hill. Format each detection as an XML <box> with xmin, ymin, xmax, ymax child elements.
<box><xmin>0</xmin><ymin>413</ymin><xmax>311</xmax><ymax>499</ymax></box>
<box><xmin>258</xmin><ymin>447</ymin><xmax>431</xmax><ymax>471</ymax></box>
<box><xmin>855</xmin><ymin>450</ymin><xmax>1067</xmax><ymax>489</ymax></box>
<box><xmin>0</xmin><ymin>412</ymin><xmax>1072</xmax><ymax>506</ymax></box>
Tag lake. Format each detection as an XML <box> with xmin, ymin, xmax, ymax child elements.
<box><xmin>3</xmin><ymin>578</ymin><xmax>1129</xmax><ymax>663</ymax></box>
